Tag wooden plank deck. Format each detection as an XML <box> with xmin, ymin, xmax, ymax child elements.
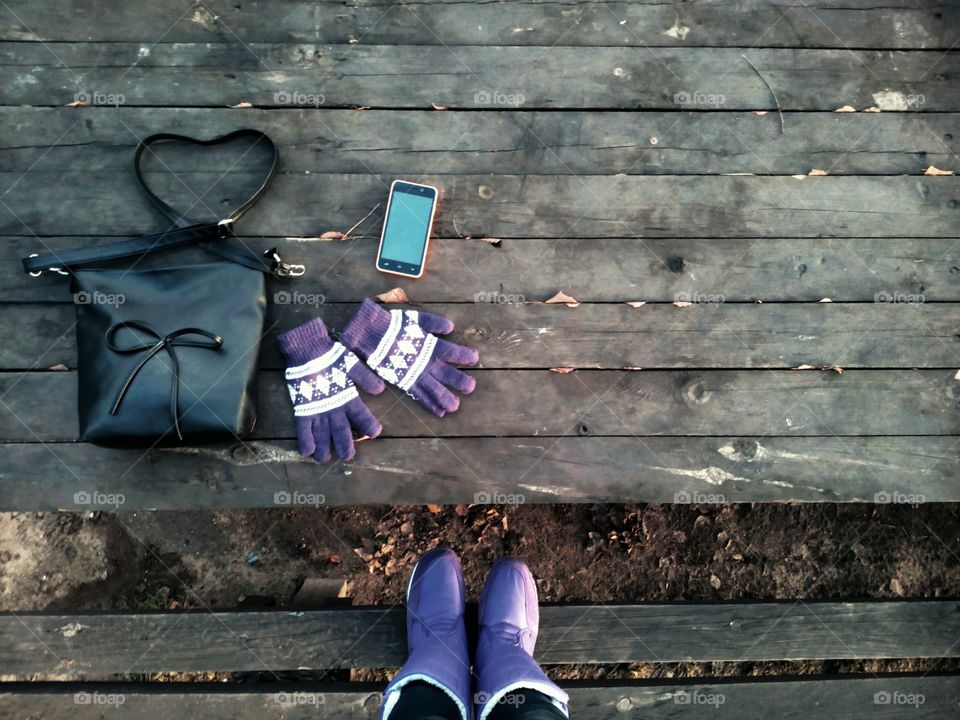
<box><xmin>3</xmin><ymin>602</ymin><xmax>958</xmax><ymax>673</ymax></box>
<box><xmin>5</xmin><ymin>0</ymin><xmax>958</xmax><ymax>48</ymax></box>
<box><xmin>2</xmin><ymin>602</ymin><xmax>958</xmax><ymax>717</ymax></box>
<box><xmin>5</xmin><ymin>677</ymin><xmax>959</xmax><ymax>720</ymax></box>
<box><xmin>0</xmin><ymin>0</ymin><xmax>958</xmax><ymax>506</ymax></box>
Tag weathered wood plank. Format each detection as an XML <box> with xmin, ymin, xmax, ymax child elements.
<box><xmin>3</xmin><ymin>677</ymin><xmax>958</xmax><ymax>720</ymax></box>
<box><xmin>2</xmin><ymin>602</ymin><xmax>956</xmax><ymax>673</ymax></box>
<box><xmin>2</xmin><ymin>173</ymin><xmax>958</xmax><ymax>238</ymax></box>
<box><xmin>1</xmin><ymin>370</ymin><xmax>957</xmax><ymax>442</ymax></box>
<box><xmin>7</xmin><ymin>236</ymin><xmax>960</xmax><ymax>304</ymax></box>
<box><xmin>2</xmin><ymin>0</ymin><xmax>957</xmax><ymax>48</ymax></box>
<box><xmin>4</xmin><ymin>303</ymin><xmax>958</xmax><ymax>371</ymax></box>
<box><xmin>2</xmin><ymin>44</ymin><xmax>958</xmax><ymax>110</ymax></box>
<box><xmin>1</xmin><ymin>436</ymin><xmax>954</xmax><ymax>506</ymax></box>
<box><xmin>4</xmin><ymin>108</ymin><xmax>956</xmax><ymax>176</ymax></box>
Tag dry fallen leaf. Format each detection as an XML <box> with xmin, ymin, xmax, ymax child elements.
<box><xmin>66</xmin><ymin>100</ymin><xmax>88</xmax><ymax>108</ymax></box>
<box><xmin>863</xmin><ymin>106</ymin><xmax>881</xmax><ymax>113</ymax></box>
<box><xmin>354</xmin><ymin>105</ymin><xmax>371</xmax><ymax>111</ymax></box>
<box><xmin>793</xmin><ymin>364</ymin><xmax>843</xmax><ymax>374</ymax></box>
<box><xmin>818</xmin><ymin>297</ymin><xmax>832</xmax><ymax>303</ymax></box>
<box><xmin>426</xmin><ymin>504</ymin><xmax>443</xmax><ymax>514</ymax></box>
<box><xmin>835</xmin><ymin>105</ymin><xmax>857</xmax><ymax>112</ymax></box>
<box><xmin>48</xmin><ymin>363</ymin><xmax>69</xmax><ymax>371</ymax></box>
<box><xmin>545</xmin><ymin>290</ymin><xmax>580</xmax><ymax>308</ymax></box>
<box><xmin>477</xmin><ymin>237</ymin><xmax>502</xmax><ymax>246</ymax></box>
<box><xmin>808</xmin><ymin>168</ymin><xmax>829</xmax><ymax>176</ymax></box>
<box><xmin>329</xmin><ymin>554</ymin><xmax>342</xmax><ymax>565</ymax></box>
<box><xmin>791</xmin><ymin>174</ymin><xmax>807</xmax><ymax>180</ymax></box>
<box><xmin>924</xmin><ymin>165</ymin><xmax>954</xmax><ymax>176</ymax></box>
<box><xmin>673</xmin><ymin>301</ymin><xmax>693</xmax><ymax>308</ymax></box>
<box><xmin>550</xmin><ymin>367</ymin><xmax>575</xmax><ymax>374</ymax></box>
<box><xmin>377</xmin><ymin>287</ymin><xmax>411</xmax><ymax>304</ymax></box>
<box><xmin>431</xmin><ymin>102</ymin><xmax>448</xmax><ymax>111</ymax></box>
<box><xmin>319</xmin><ymin>230</ymin><xmax>348</xmax><ymax>239</ymax></box>
<box><xmin>59</xmin><ymin>622</ymin><xmax>84</xmax><ymax>638</ymax></box>
<box><xmin>229</xmin><ymin>101</ymin><xmax>253</xmax><ymax>108</ymax></box>
<box><xmin>753</xmin><ymin>110</ymin><xmax>768</xmax><ymax>116</ymax></box>
<box><xmin>625</xmin><ymin>301</ymin><xmax>647</xmax><ymax>308</ymax></box>
<box><xmin>954</xmin><ymin>369</ymin><xmax>960</xmax><ymax>381</ymax></box>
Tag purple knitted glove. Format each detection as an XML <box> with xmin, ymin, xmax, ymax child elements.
<box><xmin>340</xmin><ymin>299</ymin><xmax>479</xmax><ymax>417</ymax></box>
<box><xmin>276</xmin><ymin>317</ymin><xmax>385</xmax><ymax>462</ymax></box>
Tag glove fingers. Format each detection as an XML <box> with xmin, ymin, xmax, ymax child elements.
<box><xmin>417</xmin><ymin>373</ymin><xmax>460</xmax><ymax>415</ymax></box>
<box><xmin>431</xmin><ymin>362</ymin><xmax>476</xmax><ymax>395</ymax></box>
<box><xmin>414</xmin><ymin>310</ymin><xmax>455</xmax><ymax>335</ymax></box>
<box><xmin>330</xmin><ymin>409</ymin><xmax>357</xmax><ymax>461</ymax></box>
<box><xmin>345</xmin><ymin>397</ymin><xmax>383</xmax><ymax>439</ymax></box>
<box><xmin>311</xmin><ymin>414</ymin><xmax>332</xmax><ymax>463</ymax></box>
<box><xmin>409</xmin><ymin>384</ymin><xmax>448</xmax><ymax>418</ymax></box>
<box><xmin>348</xmin><ymin>357</ymin><xmax>386</xmax><ymax>395</ymax></box>
<box><xmin>433</xmin><ymin>338</ymin><xmax>479</xmax><ymax>366</ymax></box>
<box><xmin>296</xmin><ymin>416</ymin><xmax>317</xmax><ymax>458</ymax></box>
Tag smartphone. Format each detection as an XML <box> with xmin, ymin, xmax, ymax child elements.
<box><xmin>375</xmin><ymin>179</ymin><xmax>439</xmax><ymax>279</ymax></box>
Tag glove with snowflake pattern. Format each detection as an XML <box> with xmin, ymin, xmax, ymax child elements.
<box><xmin>277</xmin><ymin>317</ymin><xmax>385</xmax><ymax>462</ymax></box>
<box><xmin>340</xmin><ymin>298</ymin><xmax>479</xmax><ymax>417</ymax></box>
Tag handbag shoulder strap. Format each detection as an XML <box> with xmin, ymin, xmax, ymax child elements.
<box><xmin>22</xmin><ymin>130</ymin><xmax>303</xmax><ymax>277</ymax></box>
<box><xmin>134</xmin><ymin>129</ymin><xmax>278</xmax><ymax>229</ymax></box>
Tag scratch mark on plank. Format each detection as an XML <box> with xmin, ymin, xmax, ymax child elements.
<box><xmin>717</xmin><ymin>440</ymin><xmax>919</xmax><ymax>472</ymax></box>
<box><xmin>163</xmin><ymin>443</ymin><xmax>305</xmax><ymax>465</ymax></box>
<box><xmin>648</xmin><ymin>465</ymin><xmax>751</xmax><ymax>486</ymax></box>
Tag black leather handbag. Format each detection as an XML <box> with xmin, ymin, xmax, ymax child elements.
<box><xmin>22</xmin><ymin>130</ymin><xmax>303</xmax><ymax>446</ymax></box>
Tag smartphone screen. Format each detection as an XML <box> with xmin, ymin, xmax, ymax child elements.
<box><xmin>376</xmin><ymin>180</ymin><xmax>438</xmax><ymax>278</ymax></box>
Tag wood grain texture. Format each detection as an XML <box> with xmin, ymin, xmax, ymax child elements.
<box><xmin>2</xmin><ymin>173</ymin><xmax>958</xmax><ymax>238</ymax></box>
<box><xmin>2</xmin><ymin>676</ymin><xmax>958</xmax><ymax>720</ymax></box>
<box><xmin>0</xmin><ymin>436</ymin><xmax>956</xmax><ymax>507</ymax></box>
<box><xmin>3</xmin><ymin>108</ymin><xmax>958</xmax><ymax>176</ymax></box>
<box><xmin>2</xmin><ymin>44</ymin><xmax>958</xmax><ymax>110</ymax></box>
<box><xmin>3</xmin><ymin>302</ymin><xmax>958</xmax><ymax>371</ymax></box>
<box><xmin>8</xmin><ymin>236</ymin><xmax>960</xmax><ymax>303</ymax></box>
<box><xmin>3</xmin><ymin>1</ymin><xmax>960</xmax><ymax>517</ymax></box>
<box><xmin>2</xmin><ymin>602</ymin><xmax>957</xmax><ymax>673</ymax></box>
<box><xmin>2</xmin><ymin>0</ymin><xmax>957</xmax><ymax>48</ymax></box>
<box><xmin>1</xmin><ymin>370</ymin><xmax>958</xmax><ymax>442</ymax></box>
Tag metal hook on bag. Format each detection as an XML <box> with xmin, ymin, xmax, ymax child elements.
<box><xmin>26</xmin><ymin>253</ymin><xmax>69</xmax><ymax>278</ymax></box>
<box><xmin>264</xmin><ymin>248</ymin><xmax>306</xmax><ymax>278</ymax></box>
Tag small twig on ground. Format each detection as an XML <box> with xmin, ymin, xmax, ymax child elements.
<box><xmin>344</xmin><ymin>202</ymin><xmax>382</xmax><ymax>238</ymax></box>
<box><xmin>452</xmin><ymin>217</ymin><xmax>470</xmax><ymax>239</ymax></box>
<box><xmin>742</xmin><ymin>54</ymin><xmax>785</xmax><ymax>134</ymax></box>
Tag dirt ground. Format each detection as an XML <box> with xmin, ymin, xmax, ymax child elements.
<box><xmin>2</xmin><ymin>503</ymin><xmax>958</xmax><ymax>678</ymax></box>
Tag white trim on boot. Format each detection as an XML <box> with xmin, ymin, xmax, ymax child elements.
<box><xmin>477</xmin><ymin>681</ymin><xmax>569</xmax><ymax>720</ymax></box>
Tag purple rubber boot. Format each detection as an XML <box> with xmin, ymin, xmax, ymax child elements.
<box><xmin>474</xmin><ymin>558</ymin><xmax>569</xmax><ymax>720</ymax></box>
<box><xmin>382</xmin><ymin>548</ymin><xmax>472</xmax><ymax>720</ymax></box>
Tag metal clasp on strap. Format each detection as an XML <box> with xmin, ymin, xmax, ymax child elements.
<box><xmin>264</xmin><ymin>248</ymin><xmax>305</xmax><ymax>278</ymax></box>
<box><xmin>27</xmin><ymin>253</ymin><xmax>69</xmax><ymax>278</ymax></box>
